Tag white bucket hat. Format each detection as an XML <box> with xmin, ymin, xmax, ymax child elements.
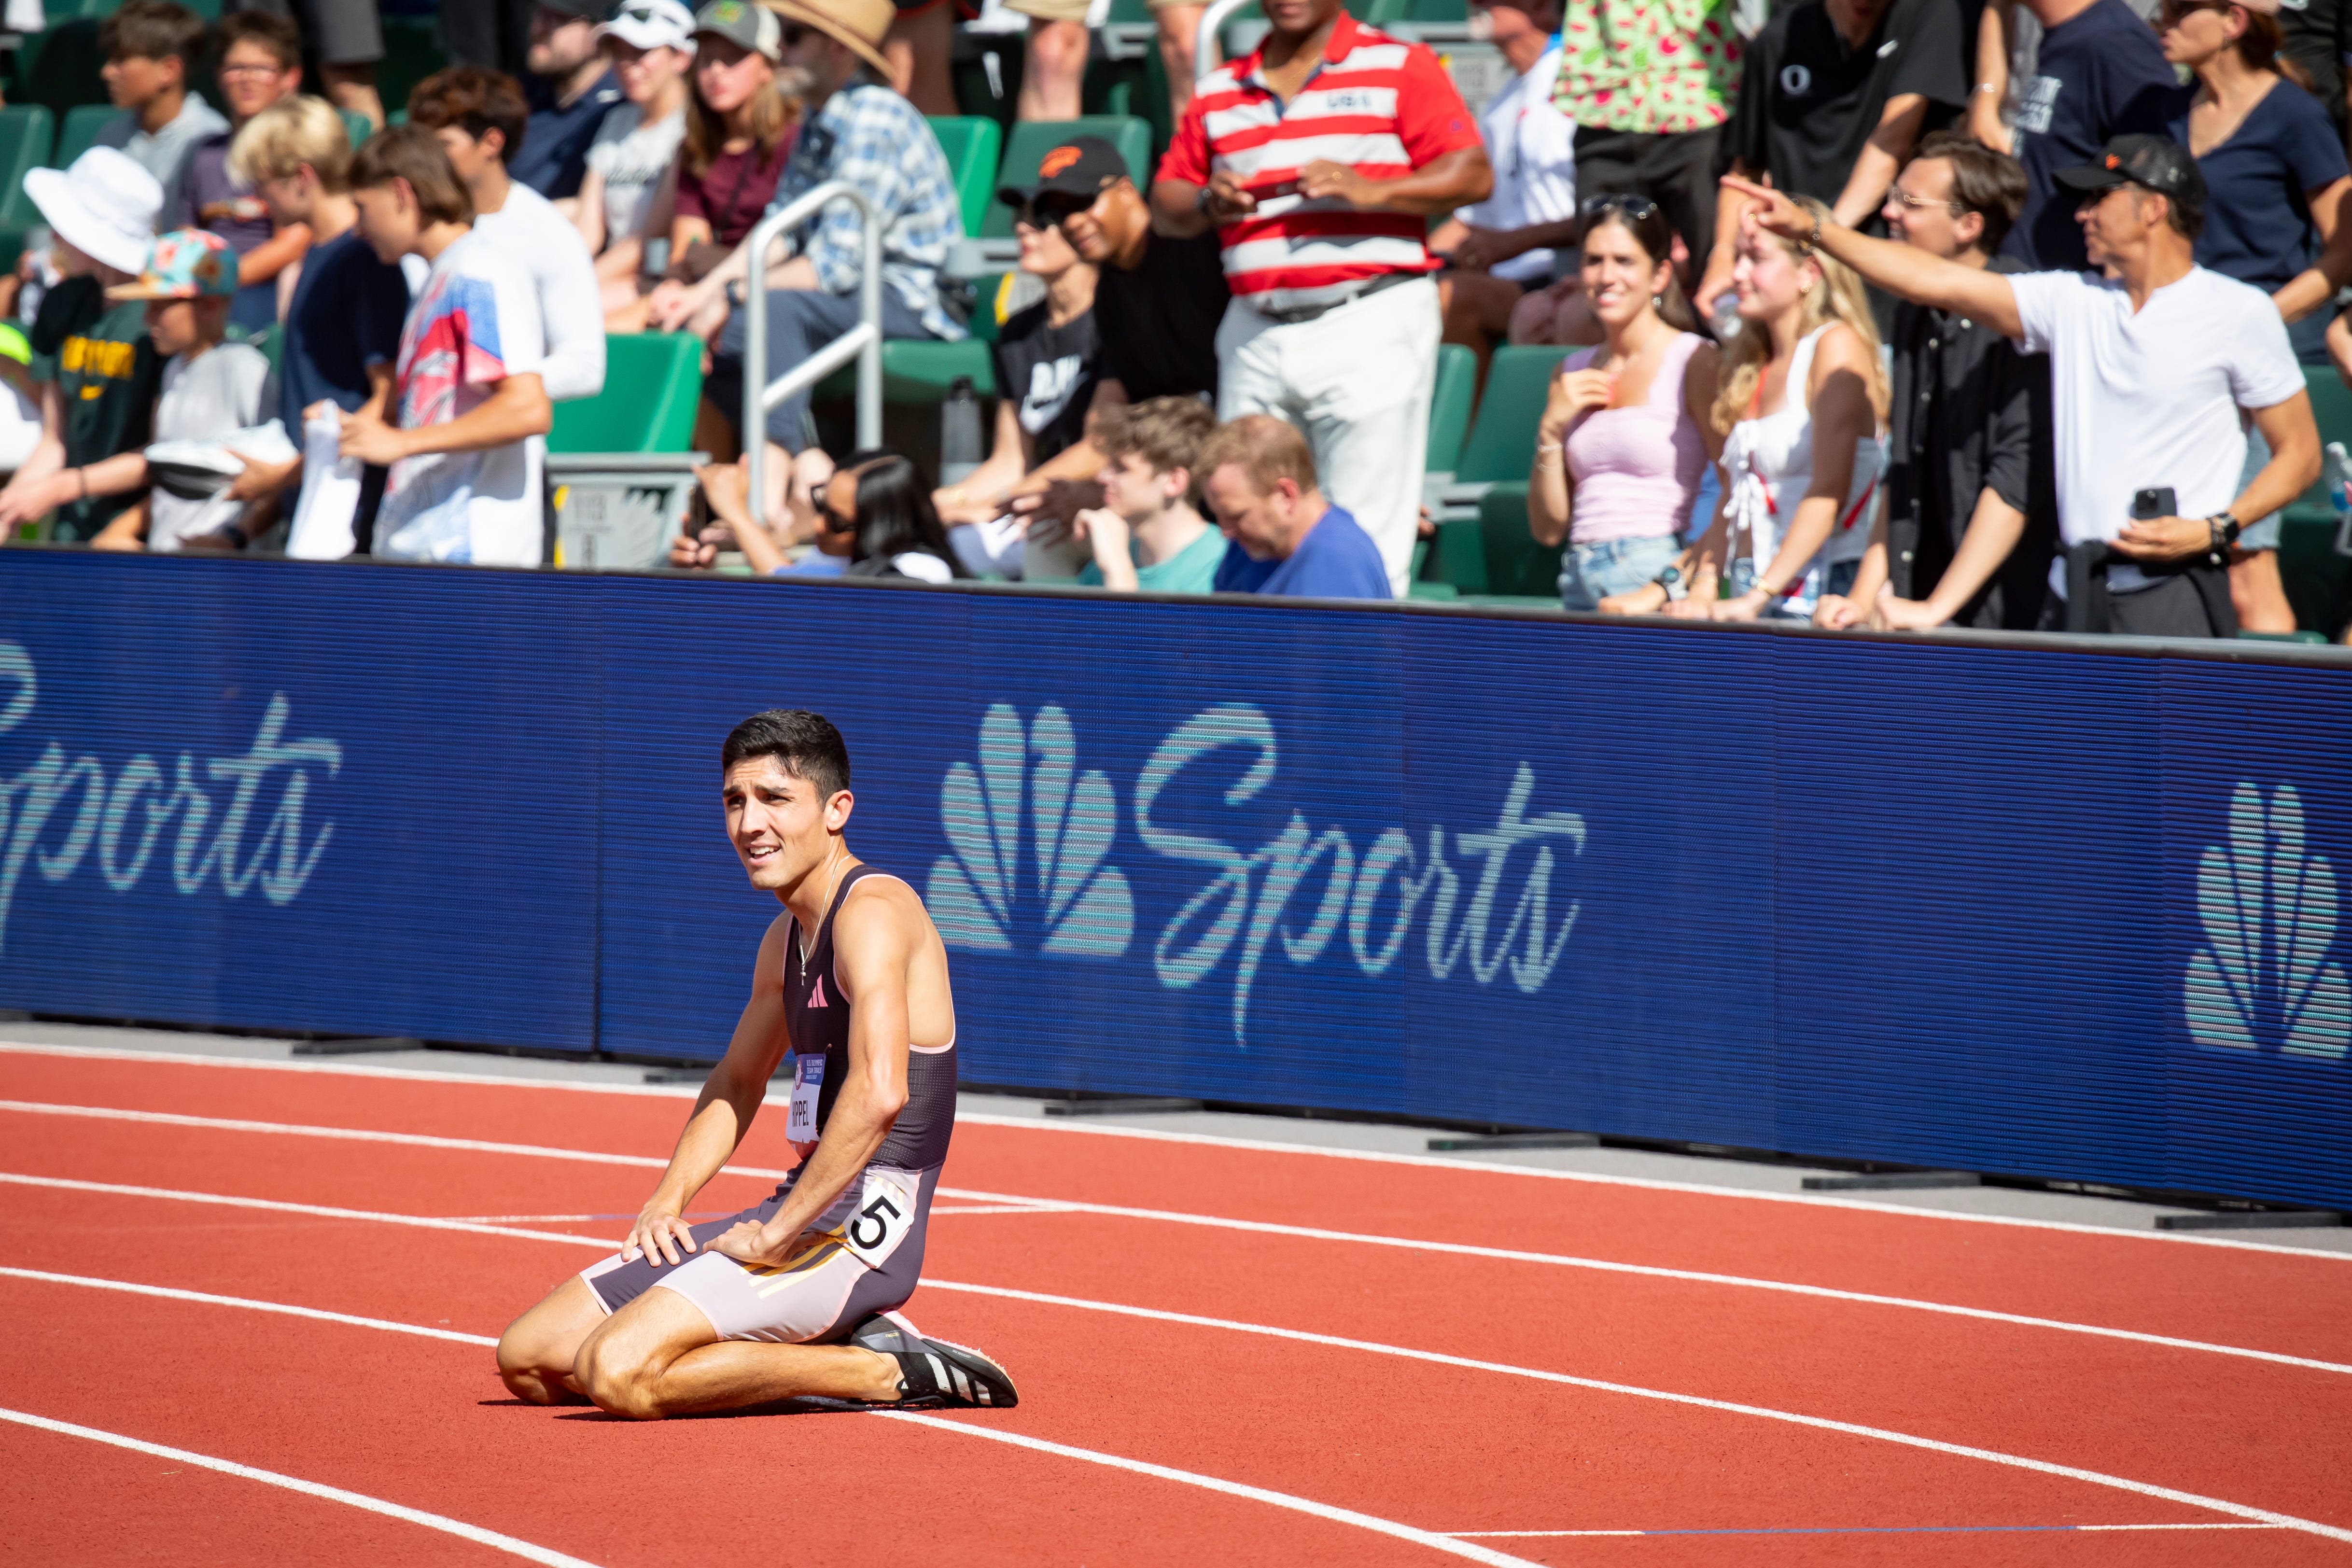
<box><xmin>600</xmin><ymin>0</ymin><xmax>699</xmax><ymax>52</ymax></box>
<box><xmin>23</xmin><ymin>148</ymin><xmax>164</xmax><ymax>276</ymax></box>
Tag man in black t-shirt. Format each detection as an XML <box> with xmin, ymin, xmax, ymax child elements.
<box><xmin>1698</xmin><ymin>0</ymin><xmax>1968</xmax><ymax>318</ymax></box>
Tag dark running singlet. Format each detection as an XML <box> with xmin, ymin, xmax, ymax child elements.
<box><xmin>782</xmin><ymin>863</ymin><xmax>956</xmax><ymax>1171</ymax></box>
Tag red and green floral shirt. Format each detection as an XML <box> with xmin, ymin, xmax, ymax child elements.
<box><xmin>1550</xmin><ymin>0</ymin><xmax>1743</xmax><ymax>136</ymax></box>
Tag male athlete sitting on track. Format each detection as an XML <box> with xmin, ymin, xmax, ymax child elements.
<box><xmin>495</xmin><ymin>709</ymin><xmax>1017</xmax><ymax>1417</ymax></box>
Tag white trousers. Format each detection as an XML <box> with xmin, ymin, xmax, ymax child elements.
<box><xmin>1215</xmin><ymin>275</ymin><xmax>1440</xmax><ymax>599</ymax></box>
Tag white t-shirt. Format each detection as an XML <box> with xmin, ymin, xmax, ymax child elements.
<box><xmin>2010</xmin><ymin>265</ymin><xmax>2303</xmax><ymax>594</ymax></box>
<box><xmin>148</xmin><ymin>341</ymin><xmax>271</xmax><ymax>551</ymax></box>
<box><xmin>474</xmin><ymin>180</ymin><xmax>607</xmax><ymax>404</ymax></box>
<box><xmin>1454</xmin><ymin>42</ymin><xmax>1577</xmax><ymax>284</ymax></box>
<box><xmin>375</xmin><ymin>230</ymin><xmax>549</xmax><ymax>567</ymax></box>
<box><xmin>585</xmin><ymin>102</ymin><xmax>685</xmax><ymax>248</ymax></box>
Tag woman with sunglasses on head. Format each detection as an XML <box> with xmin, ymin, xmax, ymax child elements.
<box><xmin>2162</xmin><ymin>0</ymin><xmax>2351</xmax><ymax>634</ymax></box>
<box><xmin>629</xmin><ymin>0</ymin><xmax>798</xmax><ymax>334</ymax></box>
<box><xmin>1634</xmin><ymin>195</ymin><xmax>1886</xmax><ymax>621</ymax></box>
<box><xmin>1526</xmin><ymin>195</ymin><xmax>1722</xmax><ymax>612</ymax></box>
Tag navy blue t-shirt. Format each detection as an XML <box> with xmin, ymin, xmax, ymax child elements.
<box><xmin>2171</xmin><ymin>79</ymin><xmax>2348</xmax><ymax>291</ymax></box>
<box><xmin>1258</xmin><ymin>506</ymin><xmax>1392</xmax><ymax>599</ymax></box>
<box><xmin>280</xmin><ymin>229</ymin><xmax>410</xmax><ymax>431</ymax></box>
<box><xmin>1212</xmin><ymin>537</ymin><xmax>1275</xmax><ymax>592</ymax></box>
<box><xmin>2002</xmin><ymin>0</ymin><xmax>2176</xmax><ymax>270</ymax></box>
<box><xmin>510</xmin><ymin>69</ymin><xmax>625</xmax><ymax>201</ymax></box>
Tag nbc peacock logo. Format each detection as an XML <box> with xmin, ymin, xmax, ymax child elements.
<box><xmin>925</xmin><ymin>704</ymin><xmax>1134</xmax><ymax>957</ymax></box>
<box><xmin>2183</xmin><ymin>783</ymin><xmax>2348</xmax><ymax>1060</ymax></box>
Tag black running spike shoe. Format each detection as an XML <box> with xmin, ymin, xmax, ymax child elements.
<box><xmin>845</xmin><ymin>1310</ymin><xmax>1020</xmax><ymax>1409</ymax></box>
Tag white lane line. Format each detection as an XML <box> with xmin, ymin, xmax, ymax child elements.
<box><xmin>3</xmin><ymin>1173</ymin><xmax>2344</xmax><ymax>1549</ymax></box>
<box><xmin>6</xmin><ymin>1040</ymin><xmax>2341</xmax><ymax>1263</ymax></box>
<box><xmin>0</xmin><ymin>1406</ymin><xmax>602</xmax><ymax>1567</ymax></box>
<box><xmin>0</xmin><ymin>1267</ymin><xmax>498</xmax><ymax>1346</ymax></box>
<box><xmin>0</xmin><ymin>1265</ymin><xmax>1535</xmax><ymax>1568</ymax></box>
<box><xmin>871</xmin><ymin>1411</ymin><xmax>1544</xmax><ymax>1568</ymax></box>
<box><xmin>1447</xmin><ymin>1523</ymin><xmax>2281</xmax><ymax>1538</ymax></box>
<box><xmin>929</xmin><ymin>1204</ymin><xmax>1078</xmax><ymax>1217</ymax></box>
<box><xmin>4</xmin><ymin>1101</ymin><xmax>2333</xmax><ymax>1378</ymax></box>
<box><xmin>0</xmin><ymin>1171</ymin><xmax>616</xmax><ymax>1249</ymax></box>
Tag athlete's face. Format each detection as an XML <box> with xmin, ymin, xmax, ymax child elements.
<box><xmin>723</xmin><ymin>756</ymin><xmax>851</xmax><ymax>894</ymax></box>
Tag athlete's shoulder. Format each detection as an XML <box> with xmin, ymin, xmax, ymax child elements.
<box><xmin>837</xmin><ymin>868</ymin><xmax>933</xmax><ymax>928</ymax></box>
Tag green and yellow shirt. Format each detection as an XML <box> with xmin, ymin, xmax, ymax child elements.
<box><xmin>28</xmin><ymin>275</ymin><xmax>163</xmax><ymax>542</ymax></box>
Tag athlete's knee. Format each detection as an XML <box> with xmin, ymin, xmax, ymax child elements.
<box><xmin>574</xmin><ymin>1336</ymin><xmax>667</xmax><ymax>1420</ymax></box>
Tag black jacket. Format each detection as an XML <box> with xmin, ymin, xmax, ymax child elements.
<box><xmin>1883</xmin><ymin>255</ymin><xmax>2058</xmax><ymax>629</ymax></box>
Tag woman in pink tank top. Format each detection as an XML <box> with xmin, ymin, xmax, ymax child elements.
<box><xmin>1526</xmin><ymin>196</ymin><xmax>1723</xmax><ymax>612</ymax></box>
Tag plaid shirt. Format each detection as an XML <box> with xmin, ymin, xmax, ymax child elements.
<box><xmin>767</xmin><ymin>83</ymin><xmax>966</xmax><ymax>341</ymax></box>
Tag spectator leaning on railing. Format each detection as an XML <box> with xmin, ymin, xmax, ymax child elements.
<box><xmin>1817</xmin><ymin>131</ymin><xmax>2057</xmax><ymax>632</ymax></box>
<box><xmin>1526</xmin><ymin>195</ymin><xmax>1723</xmax><ymax>614</ymax></box>
<box><xmin>1725</xmin><ymin>136</ymin><xmax>2320</xmax><ymax>639</ymax></box>
<box><xmin>1686</xmin><ymin>193</ymin><xmax>1887</xmax><ymax>623</ymax></box>
<box><xmin>661</xmin><ymin>0</ymin><xmax>966</xmax><ymax>457</ymax></box>
<box><xmin>1199</xmin><ymin>413</ymin><xmax>1392</xmax><ymax>599</ymax></box>
<box><xmin>342</xmin><ymin>126</ymin><xmax>553</xmax><ymax>567</ymax></box>
<box><xmin>2162</xmin><ymin>0</ymin><xmax>2352</xmax><ymax>636</ymax></box>
<box><xmin>1697</xmin><ymin>0</ymin><xmax>1968</xmax><ymax>322</ymax></box>
<box><xmin>1072</xmin><ymin>396</ymin><xmax>1226</xmax><ymax>593</ymax></box>
<box><xmin>1152</xmin><ymin>0</ymin><xmax>1493</xmax><ymax>600</ymax></box>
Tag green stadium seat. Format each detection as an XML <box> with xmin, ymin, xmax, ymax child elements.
<box><xmin>339</xmin><ymin>107</ymin><xmax>372</xmax><ymax>150</ymax></box>
<box><xmin>982</xmin><ymin>116</ymin><xmax>1152</xmax><ymax>238</ymax></box>
<box><xmin>2281</xmin><ymin>365</ymin><xmax>2352</xmax><ymax>635</ymax></box>
<box><xmin>548</xmin><ymin>333</ymin><xmax>704</xmax><ymax>454</ymax></box>
<box><xmin>1454</xmin><ymin>343</ymin><xmax>1563</xmax><ymax>484</ymax></box>
<box><xmin>1425</xmin><ymin>483</ymin><xmax>1562</xmax><ymax>601</ymax></box>
<box><xmin>11</xmin><ymin>2</ymin><xmax>114</xmax><ymax>120</ymax></box>
<box><xmin>53</xmin><ymin>103</ymin><xmax>118</xmax><ymax>171</ymax></box>
<box><xmin>0</xmin><ymin>106</ymin><xmax>56</xmax><ymax>268</ymax></box>
<box><xmin>926</xmin><ymin>116</ymin><xmax>1004</xmax><ymax>237</ymax></box>
<box><xmin>378</xmin><ymin>16</ymin><xmax>448</xmax><ymax>125</ymax></box>
<box><xmin>1425</xmin><ymin>342</ymin><xmax>1475</xmax><ymax>475</ymax></box>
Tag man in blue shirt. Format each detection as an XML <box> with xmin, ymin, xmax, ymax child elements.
<box><xmin>508</xmin><ymin>0</ymin><xmax>625</xmax><ymax>202</ymax></box>
<box><xmin>1199</xmin><ymin>414</ymin><xmax>1393</xmax><ymax>600</ymax></box>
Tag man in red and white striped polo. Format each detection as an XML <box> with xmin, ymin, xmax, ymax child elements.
<box><xmin>1152</xmin><ymin>0</ymin><xmax>1490</xmax><ymax>597</ymax></box>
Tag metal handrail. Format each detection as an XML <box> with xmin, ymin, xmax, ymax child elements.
<box><xmin>742</xmin><ymin>178</ymin><xmax>883</xmax><ymax>526</ymax></box>
<box><xmin>1194</xmin><ymin>0</ymin><xmax>1257</xmax><ymax>82</ymax></box>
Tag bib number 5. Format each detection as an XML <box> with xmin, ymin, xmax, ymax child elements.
<box><xmin>839</xmin><ymin>1169</ymin><xmax>918</xmax><ymax>1268</ymax></box>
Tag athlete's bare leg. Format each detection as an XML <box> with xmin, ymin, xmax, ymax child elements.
<box><xmin>571</xmin><ymin>1285</ymin><xmax>902</xmax><ymax>1419</ymax></box>
<box><xmin>496</xmin><ymin>1275</ymin><xmax>608</xmax><ymax>1404</ymax></box>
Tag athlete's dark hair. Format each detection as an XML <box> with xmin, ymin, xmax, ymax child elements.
<box><xmin>721</xmin><ymin>710</ymin><xmax>851</xmax><ymax>799</ymax></box>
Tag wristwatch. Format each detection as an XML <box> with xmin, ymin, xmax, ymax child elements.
<box><xmin>2207</xmin><ymin>511</ymin><xmax>2242</xmax><ymax>554</ymax></box>
<box><xmin>1653</xmin><ymin>565</ymin><xmax>1687</xmax><ymax>602</ymax></box>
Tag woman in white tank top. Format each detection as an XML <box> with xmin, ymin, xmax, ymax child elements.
<box><xmin>1682</xmin><ymin>196</ymin><xmax>1889</xmax><ymax>622</ymax></box>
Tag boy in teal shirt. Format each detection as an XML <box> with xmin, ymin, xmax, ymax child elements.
<box><xmin>1073</xmin><ymin>396</ymin><xmax>1225</xmax><ymax>594</ymax></box>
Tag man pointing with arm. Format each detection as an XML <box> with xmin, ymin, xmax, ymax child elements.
<box><xmin>1724</xmin><ymin>134</ymin><xmax>2317</xmax><ymax>638</ymax></box>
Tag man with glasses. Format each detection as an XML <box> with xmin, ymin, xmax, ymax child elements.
<box><xmin>1152</xmin><ymin>0</ymin><xmax>1492</xmax><ymax>598</ymax></box>
<box><xmin>175</xmin><ymin>9</ymin><xmax>309</xmax><ymax>333</ymax></box>
<box><xmin>657</xmin><ymin>0</ymin><xmax>964</xmax><ymax>458</ymax></box>
<box><xmin>1816</xmin><ymin>131</ymin><xmax>2055</xmax><ymax>632</ymax></box>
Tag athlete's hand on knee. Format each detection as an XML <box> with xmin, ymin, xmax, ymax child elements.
<box><xmin>708</xmin><ymin>1218</ymin><xmax>796</xmax><ymax>1268</ymax></box>
<box><xmin>622</xmin><ymin>1204</ymin><xmax>697</xmax><ymax>1265</ymax></box>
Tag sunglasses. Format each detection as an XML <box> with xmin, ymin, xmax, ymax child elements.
<box><xmin>779</xmin><ymin>20</ymin><xmax>813</xmax><ymax>45</ymax></box>
<box><xmin>1014</xmin><ymin>196</ymin><xmax>1093</xmax><ymax>230</ymax></box>
<box><xmin>2160</xmin><ymin>0</ymin><xmax>2228</xmax><ymax>21</ymax></box>
<box><xmin>1580</xmin><ymin>193</ymin><xmax>1659</xmax><ymax>223</ymax></box>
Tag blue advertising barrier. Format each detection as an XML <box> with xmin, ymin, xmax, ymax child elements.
<box><xmin>4</xmin><ymin>549</ymin><xmax>2348</xmax><ymax>1209</ymax></box>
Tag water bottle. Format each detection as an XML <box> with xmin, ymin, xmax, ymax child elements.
<box><xmin>1709</xmin><ymin>290</ymin><xmax>1741</xmax><ymax>343</ymax></box>
<box><xmin>939</xmin><ymin>377</ymin><xmax>984</xmax><ymax>490</ymax></box>
<box><xmin>2328</xmin><ymin>440</ymin><xmax>2352</xmax><ymax>557</ymax></box>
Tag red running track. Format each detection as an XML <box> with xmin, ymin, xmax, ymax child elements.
<box><xmin>3</xmin><ymin>1043</ymin><xmax>2349</xmax><ymax>1567</ymax></box>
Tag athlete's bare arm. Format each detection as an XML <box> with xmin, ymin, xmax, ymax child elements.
<box><xmin>707</xmin><ymin>877</ymin><xmax>952</xmax><ymax>1267</ymax></box>
<box><xmin>618</xmin><ymin>916</ymin><xmax>797</xmax><ymax>1267</ymax></box>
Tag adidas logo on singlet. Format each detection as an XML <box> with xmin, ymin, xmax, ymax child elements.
<box><xmin>808</xmin><ymin>976</ymin><xmax>828</xmax><ymax>1008</ymax></box>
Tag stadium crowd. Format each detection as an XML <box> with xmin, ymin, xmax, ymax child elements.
<box><xmin>1</xmin><ymin>0</ymin><xmax>2349</xmax><ymax>640</ymax></box>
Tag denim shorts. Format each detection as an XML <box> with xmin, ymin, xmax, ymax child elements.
<box><xmin>1560</xmin><ymin>533</ymin><xmax>1683</xmax><ymax>611</ymax></box>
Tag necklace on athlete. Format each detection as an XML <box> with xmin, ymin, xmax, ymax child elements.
<box><xmin>800</xmin><ymin>841</ymin><xmax>847</xmax><ymax>965</ymax></box>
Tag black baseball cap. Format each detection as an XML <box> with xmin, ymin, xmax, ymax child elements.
<box><xmin>996</xmin><ymin>136</ymin><xmax>1130</xmax><ymax>212</ymax></box>
<box><xmin>2053</xmin><ymin>134</ymin><xmax>2206</xmax><ymax>208</ymax></box>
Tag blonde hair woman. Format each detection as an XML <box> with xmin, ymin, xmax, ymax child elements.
<box><xmin>1676</xmin><ymin>196</ymin><xmax>1888</xmax><ymax>622</ymax></box>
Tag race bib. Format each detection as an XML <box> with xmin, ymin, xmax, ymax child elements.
<box><xmin>838</xmin><ymin>1166</ymin><xmax>920</xmax><ymax>1269</ymax></box>
<box><xmin>786</xmin><ymin>1054</ymin><xmax>823</xmax><ymax>1142</ymax></box>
